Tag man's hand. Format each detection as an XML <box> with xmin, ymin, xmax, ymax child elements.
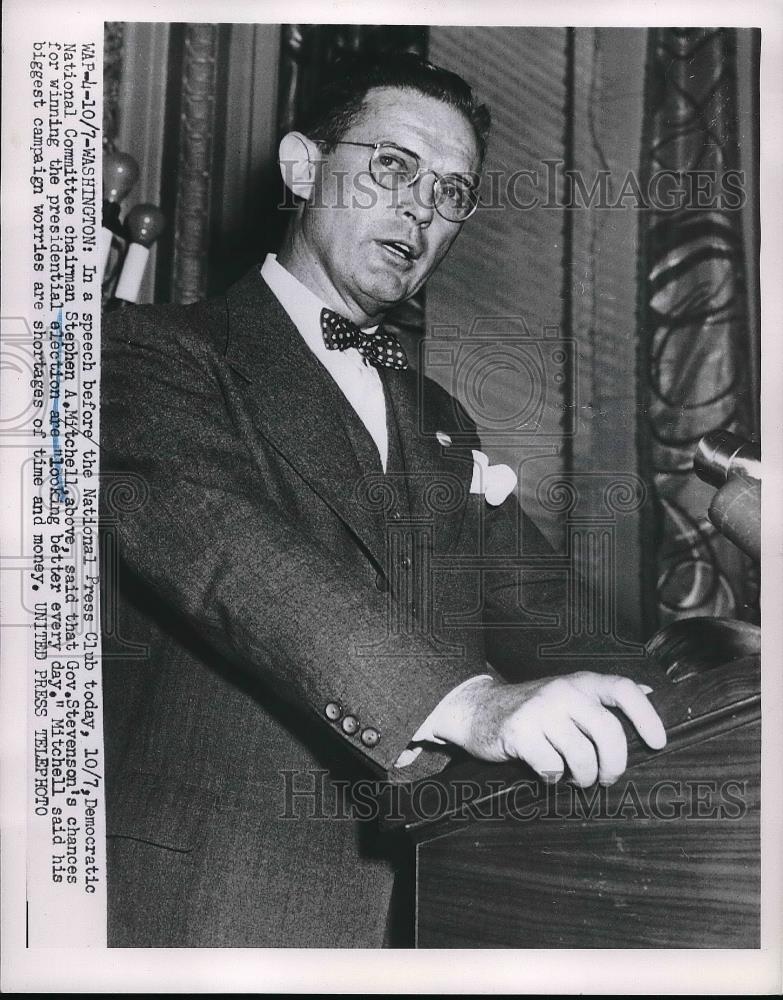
<box><xmin>429</xmin><ymin>672</ymin><xmax>667</xmax><ymax>787</ymax></box>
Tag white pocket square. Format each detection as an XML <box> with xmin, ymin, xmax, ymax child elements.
<box><xmin>470</xmin><ymin>449</ymin><xmax>517</xmax><ymax>506</ymax></box>
<box><xmin>435</xmin><ymin>430</ymin><xmax>452</xmax><ymax>447</ymax></box>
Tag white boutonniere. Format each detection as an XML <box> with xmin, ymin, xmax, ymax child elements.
<box><xmin>435</xmin><ymin>431</ymin><xmax>517</xmax><ymax>507</ymax></box>
<box><xmin>469</xmin><ymin>449</ymin><xmax>517</xmax><ymax>506</ymax></box>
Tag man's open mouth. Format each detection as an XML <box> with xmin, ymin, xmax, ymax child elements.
<box><xmin>378</xmin><ymin>240</ymin><xmax>417</xmax><ymax>263</ymax></box>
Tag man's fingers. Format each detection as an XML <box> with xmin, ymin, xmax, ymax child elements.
<box><xmin>570</xmin><ymin>704</ymin><xmax>628</xmax><ymax>785</ymax></box>
<box><xmin>588</xmin><ymin>675</ymin><xmax>667</xmax><ymax>750</ymax></box>
<box><xmin>512</xmin><ymin>730</ymin><xmax>565</xmax><ymax>783</ymax></box>
<box><xmin>545</xmin><ymin>720</ymin><xmax>599</xmax><ymax>787</ymax></box>
<box><xmin>478</xmin><ymin>673</ymin><xmax>666</xmax><ymax>783</ymax></box>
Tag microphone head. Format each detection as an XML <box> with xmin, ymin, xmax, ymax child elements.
<box><xmin>694</xmin><ymin>430</ymin><xmax>760</xmax><ymax>487</ymax></box>
<box><xmin>124</xmin><ymin>204</ymin><xmax>166</xmax><ymax>247</ymax></box>
<box><xmin>103</xmin><ymin>150</ymin><xmax>140</xmax><ymax>204</ymax></box>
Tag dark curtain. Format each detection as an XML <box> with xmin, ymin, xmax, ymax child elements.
<box><xmin>637</xmin><ymin>28</ymin><xmax>760</xmax><ymax>629</ymax></box>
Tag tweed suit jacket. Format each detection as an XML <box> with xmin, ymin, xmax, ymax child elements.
<box><xmin>99</xmin><ymin>266</ymin><xmax>578</xmax><ymax>948</ymax></box>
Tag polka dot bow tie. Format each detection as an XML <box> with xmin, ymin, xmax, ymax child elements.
<box><xmin>320</xmin><ymin>307</ymin><xmax>408</xmax><ymax>371</ymax></box>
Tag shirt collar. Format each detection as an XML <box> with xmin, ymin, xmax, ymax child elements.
<box><xmin>259</xmin><ymin>254</ymin><xmax>378</xmax><ymax>366</ymax></box>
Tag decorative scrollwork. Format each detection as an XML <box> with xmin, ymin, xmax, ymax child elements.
<box><xmin>101</xmin><ymin>472</ymin><xmax>150</xmax><ymax>515</ymax></box>
<box><xmin>421</xmin><ymin>474</ymin><xmax>466</xmax><ymax>514</ymax></box>
<box><xmin>655</xmin><ymin>497</ymin><xmax>734</xmax><ymax>618</ymax></box>
<box><xmin>603</xmin><ymin>476</ymin><xmax>647</xmax><ymax>515</ymax></box>
<box><xmin>355</xmin><ymin>475</ymin><xmax>399</xmax><ymax>514</ymax></box>
<box><xmin>638</xmin><ymin>28</ymin><xmax>757</xmax><ymax>625</ymax></box>
<box><xmin>536</xmin><ymin>476</ymin><xmax>579</xmax><ymax>515</ymax></box>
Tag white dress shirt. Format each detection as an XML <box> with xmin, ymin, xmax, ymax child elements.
<box><xmin>259</xmin><ymin>254</ymin><xmax>490</xmax><ymax>766</ymax></box>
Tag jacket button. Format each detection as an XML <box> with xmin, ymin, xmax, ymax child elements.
<box><xmin>375</xmin><ymin>573</ymin><xmax>388</xmax><ymax>591</ymax></box>
<box><xmin>401</xmin><ymin>556</ymin><xmax>412</xmax><ymax>569</ymax></box>
<box><xmin>341</xmin><ymin>715</ymin><xmax>360</xmax><ymax>736</ymax></box>
<box><xmin>391</xmin><ymin>511</ymin><xmax>402</xmax><ymax>521</ymax></box>
<box><xmin>324</xmin><ymin>702</ymin><xmax>342</xmax><ymax>721</ymax></box>
<box><xmin>360</xmin><ymin>727</ymin><xmax>380</xmax><ymax>748</ymax></box>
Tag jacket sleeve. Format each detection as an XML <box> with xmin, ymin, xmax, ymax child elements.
<box><xmin>99</xmin><ymin>306</ymin><xmax>491</xmax><ymax>782</ymax></box>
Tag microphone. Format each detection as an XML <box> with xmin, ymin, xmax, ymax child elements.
<box><xmin>694</xmin><ymin>430</ymin><xmax>760</xmax><ymax>562</ymax></box>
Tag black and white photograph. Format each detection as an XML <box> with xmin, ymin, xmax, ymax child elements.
<box><xmin>1</xmin><ymin>0</ymin><xmax>781</xmax><ymax>993</ymax></box>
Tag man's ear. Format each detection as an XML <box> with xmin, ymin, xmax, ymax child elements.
<box><xmin>278</xmin><ymin>131</ymin><xmax>321</xmax><ymax>201</ymax></box>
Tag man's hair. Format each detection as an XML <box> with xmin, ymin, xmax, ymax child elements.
<box><xmin>298</xmin><ymin>52</ymin><xmax>492</xmax><ymax>166</ymax></box>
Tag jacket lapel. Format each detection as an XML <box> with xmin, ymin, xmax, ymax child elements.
<box><xmin>222</xmin><ymin>269</ymin><xmax>388</xmax><ymax>568</ymax></box>
<box><xmin>380</xmin><ymin>367</ymin><xmax>473</xmax><ymax>554</ymax></box>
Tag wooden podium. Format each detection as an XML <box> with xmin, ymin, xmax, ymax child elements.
<box><xmin>397</xmin><ymin>628</ymin><xmax>760</xmax><ymax>948</ymax></box>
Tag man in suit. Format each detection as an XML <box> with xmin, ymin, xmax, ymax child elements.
<box><xmin>100</xmin><ymin>53</ymin><xmax>665</xmax><ymax>947</ymax></box>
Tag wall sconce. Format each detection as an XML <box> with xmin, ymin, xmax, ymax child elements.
<box><xmin>101</xmin><ymin>149</ymin><xmax>165</xmax><ymax>309</ymax></box>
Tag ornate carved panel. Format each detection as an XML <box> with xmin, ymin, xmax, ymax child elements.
<box><xmin>170</xmin><ymin>24</ymin><xmax>222</xmax><ymax>305</ymax></box>
<box><xmin>638</xmin><ymin>28</ymin><xmax>758</xmax><ymax>627</ymax></box>
<box><xmin>103</xmin><ymin>22</ymin><xmax>124</xmax><ymax>152</ymax></box>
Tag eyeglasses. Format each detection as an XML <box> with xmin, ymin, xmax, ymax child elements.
<box><xmin>316</xmin><ymin>140</ymin><xmax>480</xmax><ymax>223</ymax></box>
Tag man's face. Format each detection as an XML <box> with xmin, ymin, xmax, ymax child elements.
<box><xmin>300</xmin><ymin>86</ymin><xmax>481</xmax><ymax>322</ymax></box>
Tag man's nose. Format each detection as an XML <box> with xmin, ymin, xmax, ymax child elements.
<box><xmin>397</xmin><ymin>172</ymin><xmax>436</xmax><ymax>224</ymax></box>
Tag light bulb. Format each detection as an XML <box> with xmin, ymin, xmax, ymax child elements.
<box><xmin>124</xmin><ymin>204</ymin><xmax>166</xmax><ymax>247</ymax></box>
<box><xmin>103</xmin><ymin>151</ymin><xmax>140</xmax><ymax>203</ymax></box>
<box><xmin>115</xmin><ymin>204</ymin><xmax>166</xmax><ymax>303</ymax></box>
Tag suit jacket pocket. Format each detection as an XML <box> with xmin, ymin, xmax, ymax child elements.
<box><xmin>106</xmin><ymin>771</ymin><xmax>219</xmax><ymax>853</ymax></box>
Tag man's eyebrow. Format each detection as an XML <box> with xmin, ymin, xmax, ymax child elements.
<box><xmin>373</xmin><ymin>139</ymin><xmax>420</xmax><ymax>159</ymax></box>
<box><xmin>437</xmin><ymin>169</ymin><xmax>481</xmax><ymax>191</ymax></box>
<box><xmin>376</xmin><ymin>139</ymin><xmax>480</xmax><ymax>185</ymax></box>
<box><xmin>450</xmin><ymin>172</ymin><xmax>481</xmax><ymax>187</ymax></box>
